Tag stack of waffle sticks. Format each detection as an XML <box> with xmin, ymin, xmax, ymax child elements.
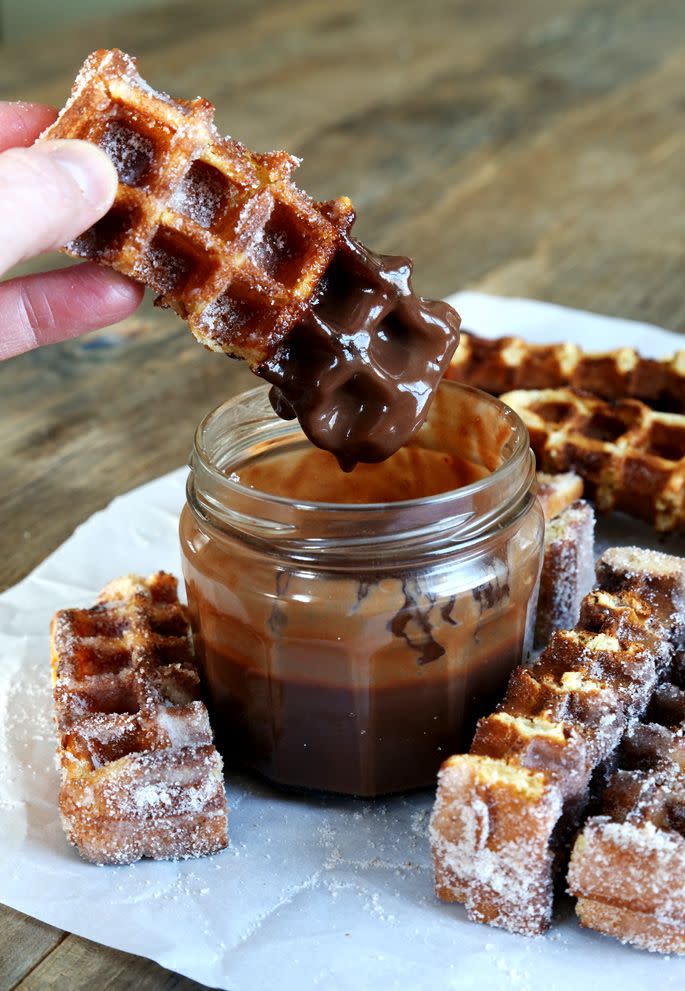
<box><xmin>430</xmin><ymin>546</ymin><xmax>685</xmax><ymax>949</ymax></box>
<box><xmin>447</xmin><ymin>332</ymin><xmax>685</xmax><ymax>533</ymax></box>
<box><xmin>51</xmin><ymin>572</ymin><xmax>228</xmax><ymax>865</ymax></box>
<box><xmin>568</xmin><ymin>668</ymin><xmax>685</xmax><ymax>953</ymax></box>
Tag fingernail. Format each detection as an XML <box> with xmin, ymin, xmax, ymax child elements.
<box><xmin>42</xmin><ymin>140</ymin><xmax>117</xmax><ymax>211</ymax></box>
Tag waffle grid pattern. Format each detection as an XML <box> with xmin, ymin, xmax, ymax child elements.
<box><xmin>51</xmin><ymin>572</ymin><xmax>228</xmax><ymax>864</ymax></box>
<box><xmin>502</xmin><ymin>387</ymin><xmax>685</xmax><ymax>533</ymax></box>
<box><xmin>41</xmin><ymin>49</ymin><xmax>354</xmax><ymax>365</ymax></box>
<box><xmin>448</xmin><ymin>330</ymin><xmax>685</xmax><ymax>413</ymax></box>
<box><xmin>429</xmin><ymin>547</ymin><xmax>685</xmax><ymax>936</ymax></box>
<box><xmin>568</xmin><ymin>656</ymin><xmax>685</xmax><ymax>952</ymax></box>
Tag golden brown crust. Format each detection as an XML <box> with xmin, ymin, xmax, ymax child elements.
<box><xmin>570</xmin><ymin>815</ymin><xmax>685</xmax><ymax>953</ymax></box>
<box><xmin>41</xmin><ymin>49</ymin><xmax>354</xmax><ymax>367</ymax></box>
<box><xmin>535</xmin><ymin>470</ymin><xmax>584</xmax><ymax>521</ymax></box>
<box><xmin>448</xmin><ymin>331</ymin><xmax>685</xmax><ymax>413</ymax></box>
<box><xmin>568</xmin><ymin>640</ymin><xmax>685</xmax><ymax>953</ymax></box>
<box><xmin>431</xmin><ymin>755</ymin><xmax>561</xmax><ymax>934</ymax></box>
<box><xmin>534</xmin><ymin>499</ymin><xmax>595</xmax><ymax>648</ymax></box>
<box><xmin>502</xmin><ymin>388</ymin><xmax>685</xmax><ymax>533</ymax></box>
<box><xmin>430</xmin><ymin>547</ymin><xmax>685</xmax><ymax>936</ymax></box>
<box><xmin>576</xmin><ymin>897</ymin><xmax>685</xmax><ymax>955</ymax></box>
<box><xmin>51</xmin><ymin>571</ymin><xmax>228</xmax><ymax>864</ymax></box>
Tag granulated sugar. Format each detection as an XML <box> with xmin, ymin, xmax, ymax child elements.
<box><xmin>2</xmin><ymin>449</ymin><xmax>685</xmax><ymax>988</ymax></box>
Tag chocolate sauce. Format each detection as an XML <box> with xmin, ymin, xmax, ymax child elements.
<box><xmin>181</xmin><ymin>379</ymin><xmax>544</xmax><ymax>796</ymax></box>
<box><xmin>183</xmin><ymin>551</ymin><xmax>536</xmax><ymax>795</ymax></box>
<box><xmin>194</xmin><ymin>639</ymin><xmax>524</xmax><ymax>796</ymax></box>
<box><xmin>181</xmin><ymin>449</ymin><xmax>542</xmax><ymax>795</ymax></box>
<box><xmin>259</xmin><ymin>235</ymin><xmax>461</xmax><ymax>471</ymax></box>
<box><xmin>232</xmin><ymin>443</ymin><xmax>488</xmax><ymax>504</ymax></box>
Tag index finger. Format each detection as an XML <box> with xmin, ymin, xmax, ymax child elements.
<box><xmin>0</xmin><ymin>102</ymin><xmax>57</xmax><ymax>152</ymax></box>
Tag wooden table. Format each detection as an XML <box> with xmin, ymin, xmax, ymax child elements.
<box><xmin>1</xmin><ymin>0</ymin><xmax>684</xmax><ymax>987</ymax></box>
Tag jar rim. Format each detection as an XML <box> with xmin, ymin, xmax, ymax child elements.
<box><xmin>193</xmin><ymin>380</ymin><xmax>531</xmax><ymax>512</ymax></box>
<box><xmin>187</xmin><ymin>381</ymin><xmax>537</xmax><ymax>555</ymax></box>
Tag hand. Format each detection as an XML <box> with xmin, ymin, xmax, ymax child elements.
<box><xmin>0</xmin><ymin>102</ymin><xmax>144</xmax><ymax>361</ymax></box>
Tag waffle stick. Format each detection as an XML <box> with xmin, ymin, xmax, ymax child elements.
<box><xmin>447</xmin><ymin>331</ymin><xmax>685</xmax><ymax>414</ymax></box>
<box><xmin>429</xmin><ymin>547</ymin><xmax>685</xmax><ymax>936</ymax></box>
<box><xmin>41</xmin><ymin>50</ymin><xmax>461</xmax><ymax>469</ymax></box>
<box><xmin>51</xmin><ymin>572</ymin><xmax>228</xmax><ymax>864</ymax></box>
<box><xmin>536</xmin><ymin>471</ymin><xmax>584</xmax><ymax>522</ymax></box>
<box><xmin>535</xmin><ymin>499</ymin><xmax>595</xmax><ymax>649</ymax></box>
<box><xmin>502</xmin><ymin>388</ymin><xmax>685</xmax><ymax>533</ymax></box>
<box><xmin>568</xmin><ymin>667</ymin><xmax>685</xmax><ymax>952</ymax></box>
<box><xmin>535</xmin><ymin>470</ymin><xmax>594</xmax><ymax>648</ymax></box>
<box><xmin>41</xmin><ymin>49</ymin><xmax>353</xmax><ymax>364</ymax></box>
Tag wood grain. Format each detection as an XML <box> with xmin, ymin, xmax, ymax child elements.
<box><xmin>10</xmin><ymin>932</ymin><xmax>210</xmax><ymax>990</ymax></box>
<box><xmin>1</xmin><ymin>0</ymin><xmax>684</xmax><ymax>987</ymax></box>
<box><xmin>0</xmin><ymin>912</ymin><xmax>65</xmax><ymax>991</ymax></box>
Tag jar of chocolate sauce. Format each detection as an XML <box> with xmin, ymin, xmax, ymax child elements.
<box><xmin>180</xmin><ymin>381</ymin><xmax>544</xmax><ymax>796</ymax></box>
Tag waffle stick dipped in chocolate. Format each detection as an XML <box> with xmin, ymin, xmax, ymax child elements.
<box><xmin>502</xmin><ymin>388</ymin><xmax>685</xmax><ymax>533</ymax></box>
<box><xmin>568</xmin><ymin>666</ymin><xmax>685</xmax><ymax>952</ymax></box>
<box><xmin>430</xmin><ymin>547</ymin><xmax>685</xmax><ymax>936</ymax></box>
<box><xmin>41</xmin><ymin>49</ymin><xmax>461</xmax><ymax>470</ymax></box>
<box><xmin>51</xmin><ymin>572</ymin><xmax>228</xmax><ymax>865</ymax></box>
<box><xmin>447</xmin><ymin>330</ymin><xmax>685</xmax><ymax>413</ymax></box>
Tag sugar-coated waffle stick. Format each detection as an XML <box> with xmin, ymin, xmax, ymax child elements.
<box><xmin>430</xmin><ymin>547</ymin><xmax>685</xmax><ymax>935</ymax></box>
<box><xmin>51</xmin><ymin>572</ymin><xmax>228</xmax><ymax>864</ymax></box>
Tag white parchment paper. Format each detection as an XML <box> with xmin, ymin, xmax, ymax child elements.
<box><xmin>1</xmin><ymin>293</ymin><xmax>685</xmax><ymax>991</ymax></box>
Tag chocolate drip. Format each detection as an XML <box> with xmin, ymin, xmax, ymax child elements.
<box><xmin>472</xmin><ymin>552</ymin><xmax>511</xmax><ymax>614</ymax></box>
<box><xmin>268</xmin><ymin>570</ymin><xmax>291</xmax><ymax>636</ymax></box>
<box><xmin>440</xmin><ymin>596</ymin><xmax>460</xmax><ymax>627</ymax></box>
<box><xmin>259</xmin><ymin>236</ymin><xmax>461</xmax><ymax>471</ymax></box>
<box><xmin>390</xmin><ymin>578</ymin><xmax>446</xmax><ymax>666</ymax></box>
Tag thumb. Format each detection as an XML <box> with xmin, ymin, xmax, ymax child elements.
<box><xmin>0</xmin><ymin>139</ymin><xmax>117</xmax><ymax>275</ymax></box>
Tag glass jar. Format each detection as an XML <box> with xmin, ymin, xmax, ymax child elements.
<box><xmin>180</xmin><ymin>381</ymin><xmax>544</xmax><ymax>797</ymax></box>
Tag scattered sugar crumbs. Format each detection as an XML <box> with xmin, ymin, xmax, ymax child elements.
<box><xmin>5</xmin><ymin>674</ymin><xmax>55</xmax><ymax>776</ymax></box>
<box><xmin>112</xmin><ymin>867</ymin><xmax>213</xmax><ymax>904</ymax></box>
